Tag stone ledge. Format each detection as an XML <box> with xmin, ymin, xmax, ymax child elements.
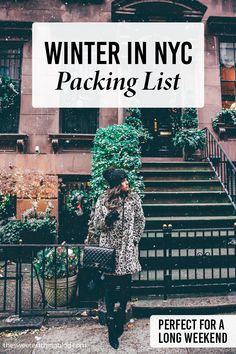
<box><xmin>131</xmin><ymin>293</ymin><xmax>236</xmax><ymax>317</ymax></box>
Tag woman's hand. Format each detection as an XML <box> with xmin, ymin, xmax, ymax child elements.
<box><xmin>105</xmin><ymin>209</ymin><xmax>120</xmax><ymax>227</ymax></box>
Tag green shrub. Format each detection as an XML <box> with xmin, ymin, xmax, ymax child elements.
<box><xmin>212</xmin><ymin>109</ymin><xmax>236</xmax><ymax>132</ymax></box>
<box><xmin>172</xmin><ymin>108</ymin><xmax>206</xmax><ymax>156</ymax></box>
<box><xmin>33</xmin><ymin>245</ymin><xmax>80</xmax><ymax>279</ymax></box>
<box><xmin>90</xmin><ymin>123</ymin><xmax>144</xmax><ymax>201</ymax></box>
<box><xmin>124</xmin><ymin>119</ymin><xmax>152</xmax><ymax>145</ymax></box>
<box><xmin>173</xmin><ymin>129</ymin><xmax>206</xmax><ymax>155</ymax></box>
<box><xmin>66</xmin><ymin>189</ymin><xmax>91</xmax><ymax>216</ymax></box>
<box><xmin>169</xmin><ymin>108</ymin><xmax>182</xmax><ymax>134</ymax></box>
<box><xmin>181</xmin><ymin>108</ymin><xmax>198</xmax><ymax>129</ymax></box>
<box><xmin>0</xmin><ymin>218</ymin><xmax>57</xmax><ymax>244</ymax></box>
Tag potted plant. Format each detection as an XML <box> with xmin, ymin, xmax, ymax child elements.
<box><xmin>172</xmin><ymin>108</ymin><xmax>206</xmax><ymax>161</ymax></box>
<box><xmin>34</xmin><ymin>243</ymin><xmax>80</xmax><ymax>307</ymax></box>
<box><xmin>173</xmin><ymin>129</ymin><xmax>206</xmax><ymax>161</ymax></box>
<box><xmin>212</xmin><ymin>109</ymin><xmax>236</xmax><ymax>131</ymax></box>
<box><xmin>212</xmin><ymin>109</ymin><xmax>236</xmax><ymax>139</ymax></box>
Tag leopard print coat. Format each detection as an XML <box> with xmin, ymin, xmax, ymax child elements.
<box><xmin>85</xmin><ymin>191</ymin><xmax>145</xmax><ymax>276</ymax></box>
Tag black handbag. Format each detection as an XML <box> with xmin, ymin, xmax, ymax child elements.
<box><xmin>82</xmin><ymin>245</ymin><xmax>116</xmax><ymax>273</ymax></box>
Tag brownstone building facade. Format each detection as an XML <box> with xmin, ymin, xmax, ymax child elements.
<box><xmin>0</xmin><ymin>0</ymin><xmax>235</xmax><ymax>221</ymax></box>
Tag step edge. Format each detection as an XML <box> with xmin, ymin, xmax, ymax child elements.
<box><xmin>145</xmin><ymin>215</ymin><xmax>236</xmax><ymax>221</ymax></box>
<box><xmin>143</xmin><ymin>203</ymin><xmax>232</xmax><ymax>207</ymax></box>
<box><xmin>140</xmin><ymin>170</ymin><xmax>214</xmax><ymax>173</ymax></box>
<box><xmin>144</xmin><ymin>180</ymin><xmax>220</xmax><ymax>183</ymax></box>
<box><xmin>144</xmin><ymin>191</ymin><xmax>227</xmax><ymax>194</ymax></box>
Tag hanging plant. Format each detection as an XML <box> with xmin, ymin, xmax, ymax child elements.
<box><xmin>0</xmin><ymin>76</ymin><xmax>19</xmax><ymax>112</ymax></box>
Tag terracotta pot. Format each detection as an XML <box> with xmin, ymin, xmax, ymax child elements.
<box><xmin>44</xmin><ymin>273</ymin><xmax>78</xmax><ymax>307</ymax></box>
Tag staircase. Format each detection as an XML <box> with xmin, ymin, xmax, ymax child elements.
<box><xmin>141</xmin><ymin>160</ymin><xmax>236</xmax><ymax>229</ymax></box>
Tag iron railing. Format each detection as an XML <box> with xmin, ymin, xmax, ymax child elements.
<box><xmin>0</xmin><ymin>244</ymin><xmax>84</xmax><ymax>317</ymax></box>
<box><xmin>1</xmin><ymin>225</ymin><xmax>236</xmax><ymax>316</ymax></box>
<box><xmin>203</xmin><ymin>127</ymin><xmax>236</xmax><ymax>209</ymax></box>
<box><xmin>132</xmin><ymin>225</ymin><xmax>236</xmax><ymax>298</ymax></box>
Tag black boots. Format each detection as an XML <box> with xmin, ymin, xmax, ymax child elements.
<box><xmin>107</xmin><ymin>316</ymin><xmax>119</xmax><ymax>350</ymax></box>
<box><xmin>116</xmin><ymin>308</ymin><xmax>126</xmax><ymax>338</ymax></box>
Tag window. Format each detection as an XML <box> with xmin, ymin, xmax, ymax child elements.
<box><xmin>0</xmin><ymin>43</ymin><xmax>22</xmax><ymax>133</ymax></box>
<box><xmin>60</xmin><ymin>108</ymin><xmax>99</xmax><ymax>134</ymax></box>
<box><xmin>219</xmin><ymin>41</ymin><xmax>236</xmax><ymax>108</ymax></box>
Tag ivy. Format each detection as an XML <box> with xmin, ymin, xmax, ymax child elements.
<box><xmin>89</xmin><ymin>109</ymin><xmax>150</xmax><ymax>201</ymax></box>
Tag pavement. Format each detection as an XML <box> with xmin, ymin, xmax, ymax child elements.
<box><xmin>1</xmin><ymin>317</ymin><xmax>236</xmax><ymax>354</ymax></box>
<box><xmin>1</xmin><ymin>294</ymin><xmax>236</xmax><ymax>353</ymax></box>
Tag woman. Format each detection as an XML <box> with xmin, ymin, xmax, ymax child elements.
<box><xmin>85</xmin><ymin>167</ymin><xmax>145</xmax><ymax>349</ymax></box>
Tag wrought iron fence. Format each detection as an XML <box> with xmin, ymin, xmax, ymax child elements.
<box><xmin>203</xmin><ymin>127</ymin><xmax>236</xmax><ymax>208</ymax></box>
<box><xmin>132</xmin><ymin>225</ymin><xmax>236</xmax><ymax>298</ymax></box>
<box><xmin>1</xmin><ymin>224</ymin><xmax>236</xmax><ymax>316</ymax></box>
<box><xmin>0</xmin><ymin>244</ymin><xmax>83</xmax><ymax>317</ymax></box>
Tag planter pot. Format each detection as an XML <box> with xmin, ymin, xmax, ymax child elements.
<box><xmin>183</xmin><ymin>147</ymin><xmax>194</xmax><ymax>161</ymax></box>
<box><xmin>192</xmin><ymin>149</ymin><xmax>203</xmax><ymax>161</ymax></box>
<box><xmin>44</xmin><ymin>273</ymin><xmax>78</xmax><ymax>307</ymax></box>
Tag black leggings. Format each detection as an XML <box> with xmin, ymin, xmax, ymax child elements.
<box><xmin>104</xmin><ymin>274</ymin><xmax>132</xmax><ymax>318</ymax></box>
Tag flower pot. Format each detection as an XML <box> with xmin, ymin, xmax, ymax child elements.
<box><xmin>183</xmin><ymin>147</ymin><xmax>193</xmax><ymax>161</ymax></box>
<box><xmin>44</xmin><ymin>273</ymin><xmax>78</xmax><ymax>307</ymax></box>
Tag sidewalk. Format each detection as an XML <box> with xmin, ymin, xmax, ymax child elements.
<box><xmin>1</xmin><ymin>317</ymin><xmax>236</xmax><ymax>354</ymax></box>
<box><xmin>1</xmin><ymin>294</ymin><xmax>236</xmax><ymax>354</ymax></box>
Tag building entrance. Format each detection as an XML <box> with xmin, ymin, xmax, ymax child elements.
<box><xmin>141</xmin><ymin>108</ymin><xmax>181</xmax><ymax>157</ymax></box>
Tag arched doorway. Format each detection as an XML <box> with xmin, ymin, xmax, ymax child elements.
<box><xmin>112</xmin><ymin>0</ymin><xmax>207</xmax><ymax>22</ymax></box>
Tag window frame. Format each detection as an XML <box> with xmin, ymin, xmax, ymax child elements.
<box><xmin>0</xmin><ymin>41</ymin><xmax>23</xmax><ymax>133</ymax></box>
<box><xmin>59</xmin><ymin>108</ymin><xmax>99</xmax><ymax>135</ymax></box>
<box><xmin>219</xmin><ymin>37</ymin><xmax>236</xmax><ymax>109</ymax></box>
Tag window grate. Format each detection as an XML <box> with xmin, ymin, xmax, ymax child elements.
<box><xmin>60</xmin><ymin>108</ymin><xmax>99</xmax><ymax>134</ymax></box>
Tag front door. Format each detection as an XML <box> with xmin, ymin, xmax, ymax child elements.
<box><xmin>141</xmin><ymin>108</ymin><xmax>181</xmax><ymax>157</ymax></box>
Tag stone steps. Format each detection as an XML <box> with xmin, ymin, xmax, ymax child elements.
<box><xmin>130</xmin><ymin>294</ymin><xmax>236</xmax><ymax>316</ymax></box>
<box><xmin>143</xmin><ymin>191</ymin><xmax>229</xmax><ymax>204</ymax></box>
<box><xmin>141</xmin><ymin>160</ymin><xmax>235</xmax><ymax>229</ymax></box>
<box><xmin>145</xmin><ymin>215</ymin><xmax>236</xmax><ymax>229</ymax></box>
<box><xmin>144</xmin><ymin>180</ymin><xmax>222</xmax><ymax>192</ymax></box>
<box><xmin>143</xmin><ymin>203</ymin><xmax>234</xmax><ymax>217</ymax></box>
<box><xmin>141</xmin><ymin>161</ymin><xmax>212</xmax><ymax>171</ymax></box>
<box><xmin>141</xmin><ymin>170</ymin><xmax>217</xmax><ymax>180</ymax></box>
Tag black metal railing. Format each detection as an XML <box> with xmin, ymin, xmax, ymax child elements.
<box><xmin>1</xmin><ymin>224</ymin><xmax>236</xmax><ymax>316</ymax></box>
<box><xmin>0</xmin><ymin>243</ymin><xmax>83</xmax><ymax>316</ymax></box>
<box><xmin>132</xmin><ymin>224</ymin><xmax>236</xmax><ymax>298</ymax></box>
<box><xmin>203</xmin><ymin>127</ymin><xmax>236</xmax><ymax>209</ymax></box>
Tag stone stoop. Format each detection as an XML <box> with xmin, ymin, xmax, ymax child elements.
<box><xmin>141</xmin><ymin>161</ymin><xmax>236</xmax><ymax>230</ymax></box>
<box><xmin>130</xmin><ymin>293</ymin><xmax>236</xmax><ymax>317</ymax></box>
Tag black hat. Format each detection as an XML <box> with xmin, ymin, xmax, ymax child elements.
<box><xmin>103</xmin><ymin>167</ymin><xmax>128</xmax><ymax>188</ymax></box>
